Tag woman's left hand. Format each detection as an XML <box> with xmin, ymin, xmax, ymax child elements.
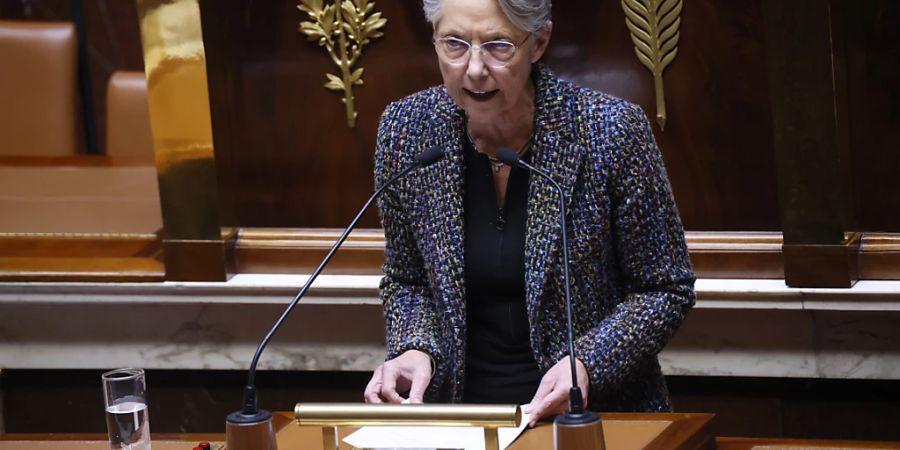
<box><xmin>524</xmin><ymin>356</ymin><xmax>590</xmax><ymax>426</ymax></box>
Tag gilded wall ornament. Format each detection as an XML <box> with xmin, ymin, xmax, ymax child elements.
<box><xmin>621</xmin><ymin>0</ymin><xmax>682</xmax><ymax>131</ymax></box>
<box><xmin>298</xmin><ymin>0</ymin><xmax>386</xmax><ymax>128</ymax></box>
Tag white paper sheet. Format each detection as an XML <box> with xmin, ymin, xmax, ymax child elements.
<box><xmin>342</xmin><ymin>405</ymin><xmax>532</xmax><ymax>450</ymax></box>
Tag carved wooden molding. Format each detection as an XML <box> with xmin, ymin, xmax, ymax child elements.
<box><xmin>3</xmin><ymin>230</ymin><xmax>897</xmax><ymax>282</ymax></box>
<box><xmin>0</xmin><ymin>233</ymin><xmax>164</xmax><ymax>282</ymax></box>
<box><xmin>234</xmin><ymin>229</ymin><xmax>790</xmax><ymax>279</ymax></box>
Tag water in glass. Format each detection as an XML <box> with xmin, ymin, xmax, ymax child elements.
<box><xmin>105</xmin><ymin>400</ymin><xmax>150</xmax><ymax>450</ymax></box>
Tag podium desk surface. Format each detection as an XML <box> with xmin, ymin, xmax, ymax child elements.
<box><xmin>717</xmin><ymin>437</ymin><xmax>900</xmax><ymax>450</ymax></box>
<box><xmin>1</xmin><ymin>411</ymin><xmax>714</xmax><ymax>450</ymax></box>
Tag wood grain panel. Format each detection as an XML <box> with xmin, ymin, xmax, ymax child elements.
<box><xmin>849</xmin><ymin>0</ymin><xmax>900</xmax><ymax>232</ymax></box>
<box><xmin>200</xmin><ymin>0</ymin><xmax>439</xmax><ymax>229</ymax></box>
<box><xmin>233</xmin><ymin>229</ymin><xmax>788</xmax><ymax>278</ymax></box>
<box><xmin>0</xmin><ymin>256</ymin><xmax>164</xmax><ymax>282</ymax></box>
<box><xmin>860</xmin><ymin>234</ymin><xmax>900</xmax><ymax>280</ymax></box>
<box><xmin>199</xmin><ymin>0</ymin><xmax>781</xmax><ymax>231</ymax></box>
<box><xmin>0</xmin><ymin>234</ymin><xmax>160</xmax><ymax>258</ymax></box>
<box><xmin>0</xmin><ymin>233</ymin><xmax>164</xmax><ymax>281</ymax></box>
<box><xmin>548</xmin><ymin>0</ymin><xmax>780</xmax><ymax>231</ymax></box>
<box><xmin>686</xmin><ymin>232</ymin><xmax>784</xmax><ymax>279</ymax></box>
<box><xmin>235</xmin><ymin>228</ymin><xmax>385</xmax><ymax>275</ymax></box>
<box><xmin>2</xmin><ymin>230</ymin><xmax>895</xmax><ymax>281</ymax></box>
<box><xmin>235</xmin><ymin>229</ymin><xmax>900</xmax><ymax>280</ymax></box>
<box><xmin>3</xmin><ymin>0</ymin><xmax>899</xmax><ymax>245</ymax></box>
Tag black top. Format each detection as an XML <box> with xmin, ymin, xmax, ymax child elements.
<box><xmin>462</xmin><ymin>138</ymin><xmax>542</xmax><ymax>404</ymax></box>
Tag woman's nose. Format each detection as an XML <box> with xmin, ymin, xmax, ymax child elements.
<box><xmin>465</xmin><ymin>46</ymin><xmax>489</xmax><ymax>78</ymax></box>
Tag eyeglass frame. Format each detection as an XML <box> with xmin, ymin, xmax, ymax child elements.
<box><xmin>432</xmin><ymin>34</ymin><xmax>533</xmax><ymax>68</ymax></box>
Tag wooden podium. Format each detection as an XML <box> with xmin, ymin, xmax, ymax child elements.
<box><xmin>0</xmin><ymin>411</ymin><xmax>714</xmax><ymax>450</ymax></box>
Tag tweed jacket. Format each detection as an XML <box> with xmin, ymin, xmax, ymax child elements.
<box><xmin>374</xmin><ymin>63</ymin><xmax>696</xmax><ymax>412</ymax></box>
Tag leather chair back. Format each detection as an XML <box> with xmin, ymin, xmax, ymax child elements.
<box><xmin>0</xmin><ymin>20</ymin><xmax>79</xmax><ymax>156</ymax></box>
<box><xmin>106</xmin><ymin>71</ymin><xmax>154</xmax><ymax>162</ymax></box>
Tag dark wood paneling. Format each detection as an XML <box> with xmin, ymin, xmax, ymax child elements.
<box><xmin>200</xmin><ymin>1</ymin><xmax>439</xmax><ymax>229</ymax></box>
<box><xmin>548</xmin><ymin>0</ymin><xmax>780</xmax><ymax>231</ymax></box>
<box><xmin>0</xmin><ymin>0</ymin><xmax>68</xmax><ymax>21</ymax></box>
<box><xmin>669</xmin><ymin>376</ymin><xmax>900</xmax><ymax>441</ymax></box>
<box><xmin>763</xmin><ymin>0</ymin><xmax>867</xmax><ymax>286</ymax></box>
<box><xmin>764</xmin><ymin>0</ymin><xmax>850</xmax><ymax>245</ymax></box>
<box><xmin>163</xmin><ymin>237</ymin><xmax>235</xmax><ymax>282</ymax></box>
<box><xmin>849</xmin><ymin>1</ymin><xmax>900</xmax><ymax>232</ymax></box>
<box><xmin>718</xmin><ymin>438</ymin><xmax>900</xmax><ymax>450</ymax></box>
<box><xmin>4</xmin><ymin>0</ymin><xmax>899</xmax><ymax>240</ymax></box>
<box><xmin>200</xmin><ymin>0</ymin><xmax>781</xmax><ymax>231</ymax></box>
<box><xmin>4</xmin><ymin>371</ymin><xmax>900</xmax><ymax>441</ymax></box>
<box><xmin>0</xmin><ymin>369</ymin><xmax>369</xmax><ymax>433</ymax></box>
<box><xmin>784</xmin><ymin>234</ymin><xmax>861</xmax><ymax>288</ymax></box>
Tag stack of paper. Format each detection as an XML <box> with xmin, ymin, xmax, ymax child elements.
<box><xmin>342</xmin><ymin>407</ymin><xmax>532</xmax><ymax>450</ymax></box>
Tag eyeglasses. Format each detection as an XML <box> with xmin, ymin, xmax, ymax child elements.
<box><xmin>433</xmin><ymin>34</ymin><xmax>531</xmax><ymax>68</ymax></box>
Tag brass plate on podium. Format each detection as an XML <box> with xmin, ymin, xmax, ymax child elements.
<box><xmin>276</xmin><ymin>420</ymin><xmax>670</xmax><ymax>450</ymax></box>
<box><xmin>274</xmin><ymin>412</ymin><xmax>712</xmax><ymax>450</ymax></box>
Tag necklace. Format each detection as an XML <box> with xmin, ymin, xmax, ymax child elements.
<box><xmin>466</xmin><ymin>128</ymin><xmax>535</xmax><ymax>173</ymax></box>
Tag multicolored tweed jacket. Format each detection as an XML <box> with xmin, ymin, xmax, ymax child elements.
<box><xmin>374</xmin><ymin>63</ymin><xmax>696</xmax><ymax>412</ymax></box>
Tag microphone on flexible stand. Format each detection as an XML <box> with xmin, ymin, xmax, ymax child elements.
<box><xmin>496</xmin><ymin>148</ymin><xmax>605</xmax><ymax>450</ymax></box>
<box><xmin>225</xmin><ymin>146</ymin><xmax>445</xmax><ymax>450</ymax></box>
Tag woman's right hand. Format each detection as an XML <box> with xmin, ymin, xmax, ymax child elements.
<box><xmin>364</xmin><ymin>350</ymin><xmax>433</xmax><ymax>404</ymax></box>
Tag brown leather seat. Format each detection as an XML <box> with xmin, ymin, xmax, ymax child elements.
<box><xmin>106</xmin><ymin>71</ymin><xmax>155</xmax><ymax>162</ymax></box>
<box><xmin>0</xmin><ymin>20</ymin><xmax>79</xmax><ymax>156</ymax></box>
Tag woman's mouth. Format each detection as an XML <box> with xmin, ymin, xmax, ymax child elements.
<box><xmin>464</xmin><ymin>88</ymin><xmax>499</xmax><ymax>101</ymax></box>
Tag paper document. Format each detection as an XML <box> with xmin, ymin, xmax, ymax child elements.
<box><xmin>342</xmin><ymin>405</ymin><xmax>531</xmax><ymax>450</ymax></box>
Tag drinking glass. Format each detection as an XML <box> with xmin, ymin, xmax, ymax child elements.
<box><xmin>102</xmin><ymin>368</ymin><xmax>151</xmax><ymax>450</ymax></box>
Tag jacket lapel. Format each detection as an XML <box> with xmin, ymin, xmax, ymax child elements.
<box><xmin>420</xmin><ymin>91</ymin><xmax>468</xmax><ymax>343</ymax></box>
<box><xmin>525</xmin><ymin>66</ymin><xmax>588</xmax><ymax>347</ymax></box>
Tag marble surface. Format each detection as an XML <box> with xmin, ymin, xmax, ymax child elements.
<box><xmin>1</xmin><ymin>276</ymin><xmax>899</xmax><ymax>379</ymax></box>
<box><xmin>4</xmin><ymin>275</ymin><xmax>900</xmax><ymax>308</ymax></box>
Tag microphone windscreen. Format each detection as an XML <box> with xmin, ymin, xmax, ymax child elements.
<box><xmin>415</xmin><ymin>146</ymin><xmax>445</xmax><ymax>167</ymax></box>
<box><xmin>496</xmin><ymin>148</ymin><xmax>520</xmax><ymax>166</ymax></box>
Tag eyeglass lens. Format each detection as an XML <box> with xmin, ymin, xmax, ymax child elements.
<box><xmin>436</xmin><ymin>37</ymin><xmax>517</xmax><ymax>66</ymax></box>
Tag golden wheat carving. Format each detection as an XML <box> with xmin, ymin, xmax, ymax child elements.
<box><xmin>622</xmin><ymin>0</ymin><xmax>682</xmax><ymax>131</ymax></box>
<box><xmin>298</xmin><ymin>0</ymin><xmax>386</xmax><ymax>128</ymax></box>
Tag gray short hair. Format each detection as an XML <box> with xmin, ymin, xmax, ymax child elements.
<box><xmin>422</xmin><ymin>0</ymin><xmax>551</xmax><ymax>34</ymax></box>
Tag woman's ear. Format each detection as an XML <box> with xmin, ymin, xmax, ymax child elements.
<box><xmin>531</xmin><ymin>21</ymin><xmax>553</xmax><ymax>63</ymax></box>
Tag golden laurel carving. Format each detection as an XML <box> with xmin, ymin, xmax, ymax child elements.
<box><xmin>622</xmin><ymin>0</ymin><xmax>682</xmax><ymax>131</ymax></box>
<box><xmin>298</xmin><ymin>0</ymin><xmax>386</xmax><ymax>128</ymax></box>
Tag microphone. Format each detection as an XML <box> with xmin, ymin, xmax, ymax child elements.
<box><xmin>225</xmin><ymin>146</ymin><xmax>445</xmax><ymax>450</ymax></box>
<box><xmin>496</xmin><ymin>148</ymin><xmax>605</xmax><ymax>449</ymax></box>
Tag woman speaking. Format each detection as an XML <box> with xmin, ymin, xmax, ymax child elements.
<box><xmin>364</xmin><ymin>0</ymin><xmax>696</xmax><ymax>425</ymax></box>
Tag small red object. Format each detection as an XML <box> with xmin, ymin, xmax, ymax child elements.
<box><xmin>199</xmin><ymin>443</ymin><xmax>211</xmax><ymax>450</ymax></box>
